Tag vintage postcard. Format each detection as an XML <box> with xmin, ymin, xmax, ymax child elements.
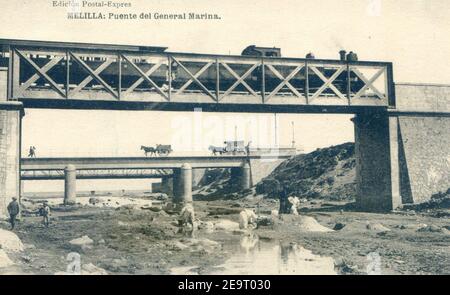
<box><xmin>0</xmin><ymin>0</ymin><xmax>449</xmax><ymax>281</ymax></box>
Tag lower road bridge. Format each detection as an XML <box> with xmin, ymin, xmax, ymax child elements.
<box><xmin>20</xmin><ymin>155</ymin><xmax>267</xmax><ymax>170</ymax></box>
<box><xmin>20</xmin><ymin>153</ymin><xmax>293</xmax><ymax>205</ymax></box>
<box><xmin>20</xmin><ymin>168</ymin><xmax>173</xmax><ymax>180</ymax></box>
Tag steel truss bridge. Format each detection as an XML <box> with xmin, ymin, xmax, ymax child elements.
<box><xmin>1</xmin><ymin>39</ymin><xmax>395</xmax><ymax>112</ymax></box>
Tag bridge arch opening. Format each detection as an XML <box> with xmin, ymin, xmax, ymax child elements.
<box><xmin>21</xmin><ymin>108</ymin><xmax>355</xmax><ymax>200</ymax></box>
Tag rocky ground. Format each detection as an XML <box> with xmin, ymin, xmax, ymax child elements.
<box><xmin>193</xmin><ymin>143</ymin><xmax>357</xmax><ymax>201</ymax></box>
<box><xmin>0</xmin><ymin>193</ymin><xmax>449</xmax><ymax>275</ymax></box>
<box><xmin>1</xmin><ymin>143</ymin><xmax>448</xmax><ymax>275</ymax></box>
<box><xmin>256</xmin><ymin>142</ymin><xmax>356</xmax><ymax>200</ymax></box>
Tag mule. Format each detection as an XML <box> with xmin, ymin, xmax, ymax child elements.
<box><xmin>208</xmin><ymin>145</ymin><xmax>224</xmax><ymax>155</ymax></box>
<box><xmin>140</xmin><ymin>145</ymin><xmax>156</xmax><ymax>157</ymax></box>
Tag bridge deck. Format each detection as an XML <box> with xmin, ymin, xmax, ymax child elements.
<box><xmin>21</xmin><ymin>154</ymin><xmax>291</xmax><ymax>170</ymax></box>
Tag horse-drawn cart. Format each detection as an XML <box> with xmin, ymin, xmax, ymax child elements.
<box><xmin>209</xmin><ymin>141</ymin><xmax>247</xmax><ymax>155</ymax></box>
<box><xmin>155</xmin><ymin>144</ymin><xmax>172</xmax><ymax>156</ymax></box>
<box><xmin>141</xmin><ymin>144</ymin><xmax>173</xmax><ymax>156</ymax></box>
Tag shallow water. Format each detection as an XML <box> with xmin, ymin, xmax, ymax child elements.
<box><xmin>171</xmin><ymin>234</ymin><xmax>337</xmax><ymax>275</ymax></box>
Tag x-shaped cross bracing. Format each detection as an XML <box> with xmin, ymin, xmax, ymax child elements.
<box><xmin>309</xmin><ymin>65</ymin><xmax>347</xmax><ymax>101</ymax></box>
<box><xmin>121</xmin><ymin>54</ymin><xmax>169</xmax><ymax>100</ymax></box>
<box><xmin>70</xmin><ymin>53</ymin><xmax>118</xmax><ymax>98</ymax></box>
<box><xmin>171</xmin><ymin>57</ymin><xmax>216</xmax><ymax>101</ymax></box>
<box><xmin>219</xmin><ymin>62</ymin><xmax>260</xmax><ymax>100</ymax></box>
<box><xmin>15</xmin><ymin>49</ymin><xmax>66</xmax><ymax>97</ymax></box>
<box><xmin>265</xmin><ymin>64</ymin><xmax>304</xmax><ymax>101</ymax></box>
<box><xmin>351</xmin><ymin>67</ymin><xmax>386</xmax><ymax>100</ymax></box>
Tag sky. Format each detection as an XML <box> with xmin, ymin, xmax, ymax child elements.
<box><xmin>1</xmin><ymin>0</ymin><xmax>448</xmax><ymax>192</ymax></box>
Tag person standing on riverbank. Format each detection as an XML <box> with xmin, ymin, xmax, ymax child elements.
<box><xmin>39</xmin><ymin>202</ymin><xmax>51</xmax><ymax>227</ymax></box>
<box><xmin>279</xmin><ymin>182</ymin><xmax>291</xmax><ymax>214</ymax></box>
<box><xmin>7</xmin><ymin>197</ymin><xmax>20</xmax><ymax>230</ymax></box>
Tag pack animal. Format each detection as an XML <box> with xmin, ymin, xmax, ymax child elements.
<box><xmin>179</xmin><ymin>203</ymin><xmax>195</xmax><ymax>231</ymax></box>
<box><xmin>208</xmin><ymin>145</ymin><xmax>225</xmax><ymax>155</ymax></box>
<box><xmin>239</xmin><ymin>209</ymin><xmax>257</xmax><ymax>229</ymax></box>
<box><xmin>140</xmin><ymin>145</ymin><xmax>156</xmax><ymax>156</ymax></box>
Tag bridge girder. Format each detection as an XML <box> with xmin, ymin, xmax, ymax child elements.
<box><xmin>0</xmin><ymin>39</ymin><xmax>395</xmax><ymax>110</ymax></box>
<box><xmin>20</xmin><ymin>168</ymin><xmax>173</xmax><ymax>180</ymax></box>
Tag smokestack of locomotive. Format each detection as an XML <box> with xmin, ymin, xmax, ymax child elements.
<box><xmin>340</xmin><ymin>50</ymin><xmax>358</xmax><ymax>61</ymax></box>
<box><xmin>305</xmin><ymin>50</ymin><xmax>358</xmax><ymax>61</ymax></box>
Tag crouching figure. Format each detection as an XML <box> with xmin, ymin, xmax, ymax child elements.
<box><xmin>288</xmin><ymin>196</ymin><xmax>300</xmax><ymax>215</ymax></box>
<box><xmin>239</xmin><ymin>209</ymin><xmax>257</xmax><ymax>230</ymax></box>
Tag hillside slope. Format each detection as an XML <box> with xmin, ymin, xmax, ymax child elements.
<box><xmin>256</xmin><ymin>142</ymin><xmax>356</xmax><ymax>200</ymax></box>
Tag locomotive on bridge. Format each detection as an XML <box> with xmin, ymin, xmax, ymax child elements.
<box><xmin>0</xmin><ymin>43</ymin><xmax>367</xmax><ymax>97</ymax></box>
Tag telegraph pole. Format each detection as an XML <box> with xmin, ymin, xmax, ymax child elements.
<box><xmin>274</xmin><ymin>113</ymin><xmax>278</xmax><ymax>147</ymax></box>
<box><xmin>291</xmin><ymin>121</ymin><xmax>295</xmax><ymax>148</ymax></box>
<box><xmin>234</xmin><ymin>125</ymin><xmax>237</xmax><ymax>154</ymax></box>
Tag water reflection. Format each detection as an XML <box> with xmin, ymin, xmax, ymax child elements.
<box><xmin>171</xmin><ymin>235</ymin><xmax>336</xmax><ymax>275</ymax></box>
<box><xmin>239</xmin><ymin>233</ymin><xmax>259</xmax><ymax>254</ymax></box>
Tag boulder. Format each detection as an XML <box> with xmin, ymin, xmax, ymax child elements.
<box><xmin>366</xmin><ymin>222</ymin><xmax>390</xmax><ymax>232</ymax></box>
<box><xmin>0</xmin><ymin>229</ymin><xmax>24</xmax><ymax>252</ymax></box>
<box><xmin>168</xmin><ymin>238</ymin><xmax>221</xmax><ymax>254</ymax></box>
<box><xmin>169</xmin><ymin>241</ymin><xmax>189</xmax><ymax>251</ymax></box>
<box><xmin>197</xmin><ymin>221</ymin><xmax>214</xmax><ymax>232</ymax></box>
<box><xmin>69</xmin><ymin>235</ymin><xmax>94</xmax><ymax>247</ymax></box>
<box><xmin>277</xmin><ymin>215</ymin><xmax>333</xmax><ymax>232</ymax></box>
<box><xmin>88</xmin><ymin>197</ymin><xmax>101</xmax><ymax>205</ymax></box>
<box><xmin>81</xmin><ymin>263</ymin><xmax>108</xmax><ymax>275</ymax></box>
<box><xmin>55</xmin><ymin>263</ymin><xmax>108</xmax><ymax>275</ymax></box>
<box><xmin>213</xmin><ymin>219</ymin><xmax>240</xmax><ymax>231</ymax></box>
<box><xmin>395</xmin><ymin>223</ymin><xmax>427</xmax><ymax>230</ymax></box>
<box><xmin>156</xmin><ymin>194</ymin><xmax>169</xmax><ymax>201</ymax></box>
<box><xmin>117</xmin><ymin>221</ymin><xmax>130</xmax><ymax>227</ymax></box>
<box><xmin>256</xmin><ymin>216</ymin><xmax>274</xmax><ymax>227</ymax></box>
<box><xmin>119</xmin><ymin>204</ymin><xmax>139</xmax><ymax>210</ymax></box>
<box><xmin>141</xmin><ymin>205</ymin><xmax>161</xmax><ymax>212</ymax></box>
<box><xmin>417</xmin><ymin>225</ymin><xmax>449</xmax><ymax>233</ymax></box>
<box><xmin>0</xmin><ymin>249</ymin><xmax>14</xmax><ymax>268</ymax></box>
<box><xmin>333</xmin><ymin>223</ymin><xmax>346</xmax><ymax>230</ymax></box>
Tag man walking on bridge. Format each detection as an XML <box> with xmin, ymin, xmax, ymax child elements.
<box><xmin>28</xmin><ymin>146</ymin><xmax>36</xmax><ymax>158</ymax></box>
<box><xmin>245</xmin><ymin>141</ymin><xmax>252</xmax><ymax>156</ymax></box>
<box><xmin>7</xmin><ymin>197</ymin><xmax>20</xmax><ymax>230</ymax></box>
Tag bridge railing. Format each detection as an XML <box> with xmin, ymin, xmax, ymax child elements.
<box><xmin>3</xmin><ymin>40</ymin><xmax>395</xmax><ymax>107</ymax></box>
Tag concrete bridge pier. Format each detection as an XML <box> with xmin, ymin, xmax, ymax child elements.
<box><xmin>161</xmin><ymin>176</ymin><xmax>173</xmax><ymax>196</ymax></box>
<box><xmin>173</xmin><ymin>163</ymin><xmax>192</xmax><ymax>206</ymax></box>
<box><xmin>353</xmin><ymin>112</ymin><xmax>396</xmax><ymax>211</ymax></box>
<box><xmin>241</xmin><ymin>163</ymin><xmax>251</xmax><ymax>190</ymax></box>
<box><xmin>231</xmin><ymin>163</ymin><xmax>251</xmax><ymax>190</ymax></box>
<box><xmin>64</xmin><ymin>165</ymin><xmax>77</xmax><ymax>205</ymax></box>
<box><xmin>0</xmin><ymin>101</ymin><xmax>22</xmax><ymax>218</ymax></box>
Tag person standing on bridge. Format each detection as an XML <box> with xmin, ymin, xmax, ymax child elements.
<box><xmin>245</xmin><ymin>141</ymin><xmax>252</xmax><ymax>156</ymax></box>
<box><xmin>7</xmin><ymin>197</ymin><xmax>20</xmax><ymax>230</ymax></box>
<box><xmin>28</xmin><ymin>146</ymin><xmax>36</xmax><ymax>158</ymax></box>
